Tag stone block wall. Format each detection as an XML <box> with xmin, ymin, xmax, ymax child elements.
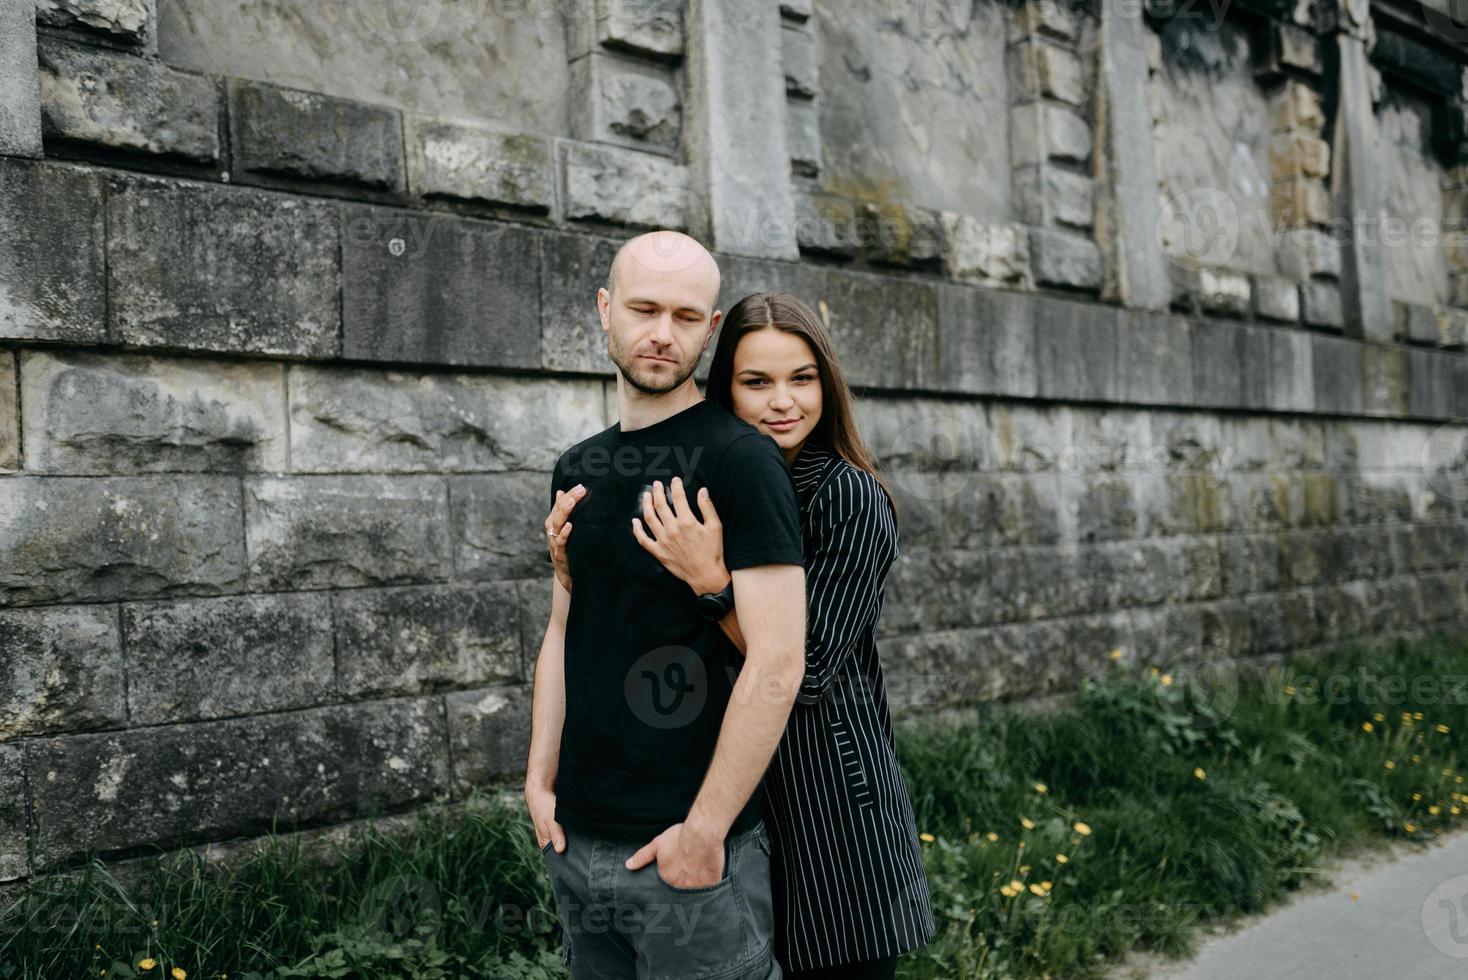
<box><xmin>0</xmin><ymin>0</ymin><xmax>1466</xmax><ymax>888</ymax></box>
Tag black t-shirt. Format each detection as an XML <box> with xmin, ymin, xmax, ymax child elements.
<box><xmin>547</xmin><ymin>398</ymin><xmax>804</xmax><ymax>841</ymax></box>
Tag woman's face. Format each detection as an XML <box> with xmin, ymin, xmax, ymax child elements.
<box><xmin>728</xmin><ymin>327</ymin><xmax>823</xmax><ymax>454</ymax></box>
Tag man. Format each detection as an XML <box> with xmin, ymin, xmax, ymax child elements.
<box><xmin>525</xmin><ymin>230</ymin><xmax>807</xmax><ymax>980</ymax></box>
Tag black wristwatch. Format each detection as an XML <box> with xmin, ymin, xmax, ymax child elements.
<box><xmin>695</xmin><ymin>579</ymin><xmax>735</xmax><ymax>622</ymax></box>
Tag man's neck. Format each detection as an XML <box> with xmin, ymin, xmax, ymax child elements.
<box><xmin>616</xmin><ymin>376</ymin><xmax>704</xmax><ymax>434</ymax></box>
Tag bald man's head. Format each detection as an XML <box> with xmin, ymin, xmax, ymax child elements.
<box><xmin>604</xmin><ymin>230</ymin><xmax>721</xmax><ymax>311</ymax></box>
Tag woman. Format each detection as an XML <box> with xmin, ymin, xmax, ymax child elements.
<box><xmin>544</xmin><ymin>292</ymin><xmax>935</xmax><ymax>980</ymax></box>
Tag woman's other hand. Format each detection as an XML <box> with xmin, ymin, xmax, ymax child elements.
<box><xmin>544</xmin><ymin>485</ymin><xmax>585</xmax><ymax>594</ymax></box>
<box><xmin>631</xmin><ymin>476</ymin><xmax>730</xmax><ymax>595</ymax></box>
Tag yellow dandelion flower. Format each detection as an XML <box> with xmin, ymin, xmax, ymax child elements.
<box><xmin>1414</xmin><ymin>712</ymin><xmax>1424</xmax><ymax>720</ymax></box>
<box><xmin>172</xmin><ymin>970</ymin><xmax>187</xmax><ymax>980</ymax></box>
<box><xmin>1458</xmin><ymin>776</ymin><xmax>1464</xmax><ymax>784</ymax></box>
<box><xmin>1033</xmin><ymin>782</ymin><xmax>1048</xmax><ymax>794</ymax></box>
<box><xmin>1040</xmin><ymin>880</ymin><xmax>1053</xmax><ymax>891</ymax></box>
<box><xmin>1284</xmin><ymin>685</ymin><xmax>1296</xmax><ymax>696</ymax></box>
<box><xmin>919</xmin><ymin>832</ymin><xmax>935</xmax><ymax>843</ymax></box>
<box><xmin>1413</xmin><ymin>792</ymin><xmax>1423</xmax><ymax>802</ymax></box>
<box><xmin>1109</xmin><ymin>649</ymin><xmax>1123</xmax><ymax>661</ymax></box>
<box><xmin>1194</xmin><ymin>767</ymin><xmax>1206</xmax><ymax>780</ymax></box>
<box><xmin>986</xmin><ymin>831</ymin><xmax>999</xmax><ymax>842</ymax></box>
<box><xmin>1452</xmin><ymin>807</ymin><xmax>1461</xmax><ymax>816</ymax></box>
<box><xmin>1009</xmin><ymin>878</ymin><xmax>1025</xmax><ymax>891</ymax></box>
<box><xmin>1438</xmin><ymin>725</ymin><xmax>1451</xmax><ymax>734</ymax></box>
<box><xmin>1020</xmin><ymin>865</ymin><xmax>1031</xmax><ymax>874</ymax></box>
<box><xmin>1405</xmin><ymin>822</ymin><xmax>1416</xmax><ymax>833</ymax></box>
<box><xmin>1074</xmin><ymin>821</ymin><xmax>1092</xmax><ymax>835</ymax></box>
<box><xmin>1021</xmin><ymin>817</ymin><xmax>1035</xmax><ymax>830</ymax></box>
<box><xmin>1000</xmin><ymin>884</ymin><xmax>1016</xmax><ymax>897</ymax></box>
<box><xmin>1413</xmin><ymin>755</ymin><xmax>1421</xmax><ymax>763</ymax></box>
<box><xmin>1029</xmin><ymin>883</ymin><xmax>1047</xmax><ymax>896</ymax></box>
<box><xmin>138</xmin><ymin>960</ymin><xmax>156</xmax><ymax>971</ymax></box>
<box><xmin>1430</xmin><ymin>806</ymin><xmax>1441</xmax><ymax>816</ymax></box>
<box><xmin>1362</xmin><ymin>722</ymin><xmax>1374</xmax><ymax>732</ymax></box>
<box><xmin>1385</xmin><ymin>760</ymin><xmax>1396</xmax><ymax>770</ymax></box>
<box><xmin>1374</xmin><ymin>713</ymin><xmax>1385</xmax><ymax>722</ymax></box>
<box><xmin>1056</xmin><ymin>854</ymin><xmax>1069</xmax><ymax>863</ymax></box>
<box><xmin>150</xmin><ymin>920</ymin><xmax>158</xmax><ymax>928</ymax></box>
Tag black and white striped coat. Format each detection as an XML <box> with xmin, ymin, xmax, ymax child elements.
<box><xmin>758</xmin><ymin>441</ymin><xmax>937</xmax><ymax>972</ymax></box>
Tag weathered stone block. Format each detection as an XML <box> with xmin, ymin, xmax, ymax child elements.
<box><xmin>1014</xmin><ymin>165</ymin><xmax>1093</xmax><ymax>230</ymax></box>
<box><xmin>787</xmin><ymin>98</ymin><xmax>822</xmax><ymax>177</ymax></box>
<box><xmin>1173</xmin><ymin>265</ymin><xmax>1250</xmax><ymax>318</ymax></box>
<box><xmin>1028</xmin><ymin>227</ymin><xmax>1102</xmax><ymax>290</ymax></box>
<box><xmin>37</xmin><ymin>0</ymin><xmax>155</xmax><ymax>50</ymax></box>
<box><xmin>566</xmin><ymin>0</ymin><xmax>685</xmax><ymax>60</ymax></box>
<box><xmin>0</xmin><ymin>0</ymin><xmax>41</xmax><ymax>157</ymax></box>
<box><xmin>1435</xmin><ymin>308</ymin><xmax>1468</xmax><ymax>349</ymax></box>
<box><xmin>335</xmin><ymin>584</ymin><xmax>521</xmax><ymax>698</ymax></box>
<box><xmin>449</xmin><ymin>472</ymin><xmax>560</xmax><ymax>580</ymax></box>
<box><xmin>1360</xmin><ymin>344</ymin><xmax>1407</xmax><ymax>417</ymax></box>
<box><xmin>1385</xmin><ymin>303</ymin><xmax>1432</xmax><ymax>346</ymax></box>
<box><xmin>405</xmin><ymin>117</ymin><xmax>553</xmax><ymax>211</ymax></box>
<box><xmin>1277</xmin><ymin>227</ymin><xmax>1341</xmax><ymax>281</ymax></box>
<box><xmin>1013</xmin><ymin>0</ymin><xmax>1078</xmax><ymax>41</ymax></box>
<box><xmin>107</xmin><ymin>176</ymin><xmax>340</xmax><ymax>356</ymax></box>
<box><xmin>0</xmin><ymin>158</ymin><xmax>105</xmax><ymax>343</ymax></box>
<box><xmin>0</xmin><ymin>605</ymin><xmax>123</xmax><ymax>738</ymax></box>
<box><xmin>0</xmin><ymin>742</ymin><xmax>23</xmax><ymax>880</ymax></box>
<box><xmin>1035</xmin><ymin>295</ymin><xmax>1119</xmax><ymax>401</ymax></box>
<box><xmin>0</xmin><ymin>351</ymin><xmax>15</xmax><ymax>472</ymax></box>
<box><xmin>341</xmin><ymin>205</ymin><xmax>540</xmax><ymax>368</ymax></box>
<box><xmin>1266</xmin><ymin>327</ymin><xmax>1314</xmax><ymax>412</ymax></box>
<box><xmin>38</xmin><ymin>39</ymin><xmax>219</xmax><ymax>163</ymax></box>
<box><xmin>244</xmin><ymin>475</ymin><xmax>450</xmax><ymax>590</ymax></box>
<box><xmin>821</xmin><ymin>269</ymin><xmax>940</xmax><ymax>389</ymax></box>
<box><xmin>289</xmin><ymin>366</ymin><xmax>602</xmax><ymax>474</ymax></box>
<box><xmin>560</xmin><ymin>139</ymin><xmax>689</xmax><ymax>229</ymax></box>
<box><xmin>1407</xmin><ymin>349</ymin><xmax>1454</xmax><ymax>419</ymax></box>
<box><xmin>1007</xmin><ymin>41</ymin><xmax>1084</xmax><ymax>105</ymax></box>
<box><xmin>1253</xmin><ymin>275</ymin><xmax>1300</xmax><ymax>322</ymax></box>
<box><xmin>21</xmin><ymin>350</ymin><xmax>287</xmax><ymax>474</ymax></box>
<box><xmin>1268</xmin><ymin>132</ymin><xmax>1329</xmax><ymax>180</ymax></box>
<box><xmin>27</xmin><ymin>697</ymin><xmax>449</xmax><ymax>870</ymax></box>
<box><xmin>862</xmin><ymin>202</ymin><xmax>944</xmax><ymax>268</ymax></box>
<box><xmin>228</xmin><ymin>79</ymin><xmax>404</xmax><ymax>191</ymax></box>
<box><xmin>0</xmin><ymin>476</ymin><xmax>246</xmax><ymax>607</ymax></box>
<box><xmin>538</xmin><ymin>231</ymin><xmax>620</xmax><ymax>374</ymax></box>
<box><xmin>569</xmin><ymin>51</ymin><xmax>681</xmax><ymax>152</ymax></box>
<box><xmin>936</xmin><ymin>284</ymin><xmax>1038</xmax><ymax>398</ymax></box>
<box><xmin>1311</xmin><ymin>334</ymin><xmax>1364</xmax><ymax>414</ymax></box>
<box><xmin>942</xmin><ymin>214</ymin><xmax>1030</xmax><ymax>285</ymax></box>
<box><xmin>1270</xmin><ymin>177</ymin><xmax>1330</xmax><ymax>228</ymax></box>
<box><xmin>1010</xmin><ymin>102</ymin><xmax>1091</xmax><ymax>167</ymax></box>
<box><xmin>1300</xmin><ymin>280</ymin><xmax>1344</xmax><ymax>329</ymax></box>
<box><xmin>794</xmin><ymin>190</ymin><xmax>859</xmax><ymax>257</ymax></box>
<box><xmin>1186</xmin><ymin>319</ymin><xmax>1244</xmax><ymax>407</ymax></box>
<box><xmin>446</xmin><ymin>684</ymin><xmax>533</xmax><ymax>792</ymax></box>
<box><xmin>122</xmin><ymin>593</ymin><xmax>333</xmax><ymax>723</ymax></box>
<box><xmin>781</xmin><ymin>23</ymin><xmax>818</xmax><ymax>99</ymax></box>
<box><xmin>1117</xmin><ymin>310</ymin><xmax>1192</xmax><ymax>405</ymax></box>
<box><xmin>1269</xmin><ymin>79</ymin><xmax>1324</xmax><ymax>133</ymax></box>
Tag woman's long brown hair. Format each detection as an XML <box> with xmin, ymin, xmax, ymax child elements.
<box><xmin>704</xmin><ymin>291</ymin><xmax>898</xmax><ymax>528</ymax></box>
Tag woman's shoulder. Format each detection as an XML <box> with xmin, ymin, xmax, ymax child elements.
<box><xmin>814</xmin><ymin>460</ymin><xmax>897</xmax><ymax>528</ymax></box>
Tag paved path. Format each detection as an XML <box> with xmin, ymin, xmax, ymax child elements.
<box><xmin>1106</xmin><ymin>825</ymin><xmax>1468</xmax><ymax>980</ymax></box>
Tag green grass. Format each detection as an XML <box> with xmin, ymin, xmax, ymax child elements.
<box><xmin>5</xmin><ymin>632</ymin><xmax>1466</xmax><ymax>979</ymax></box>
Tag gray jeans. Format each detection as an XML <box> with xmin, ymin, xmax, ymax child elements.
<box><xmin>540</xmin><ymin>821</ymin><xmax>782</xmax><ymax>980</ymax></box>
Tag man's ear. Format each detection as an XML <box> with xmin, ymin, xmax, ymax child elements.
<box><xmin>597</xmin><ymin>287</ymin><xmax>611</xmax><ymax>332</ymax></box>
<box><xmin>708</xmin><ymin>308</ymin><xmax>723</xmax><ymax>335</ymax></box>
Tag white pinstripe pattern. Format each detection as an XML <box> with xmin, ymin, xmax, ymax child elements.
<box><xmin>760</xmin><ymin>442</ymin><xmax>937</xmax><ymax>972</ymax></box>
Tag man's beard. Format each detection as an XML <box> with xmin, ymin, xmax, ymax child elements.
<box><xmin>608</xmin><ymin>332</ymin><xmax>699</xmax><ymax>395</ymax></box>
